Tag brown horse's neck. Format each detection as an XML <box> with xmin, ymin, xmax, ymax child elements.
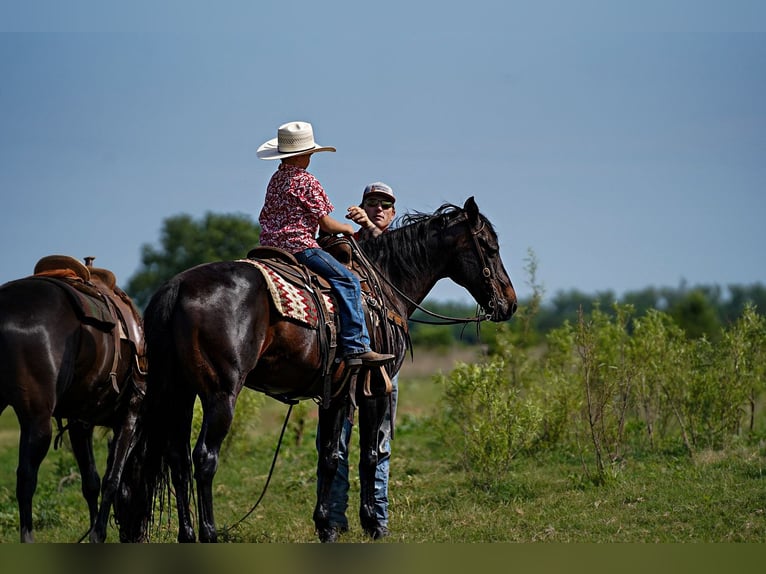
<box><xmin>358</xmin><ymin>223</ymin><xmax>449</xmax><ymax>318</ymax></box>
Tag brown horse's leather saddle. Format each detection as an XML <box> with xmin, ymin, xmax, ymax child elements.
<box><xmin>246</xmin><ymin>245</ymin><xmax>337</xmax><ymax>292</ymax></box>
<box><xmin>31</xmin><ymin>255</ymin><xmax>147</xmax><ymax>395</ymax></box>
<box><xmin>246</xmin><ymin>240</ymin><xmax>403</xmax><ymax>407</ymax></box>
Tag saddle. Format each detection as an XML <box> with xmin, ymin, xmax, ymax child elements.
<box><xmin>245</xmin><ymin>239</ymin><xmax>409</xmax><ymax>409</ymax></box>
<box><xmin>31</xmin><ymin>255</ymin><xmax>147</xmax><ymax>397</ymax></box>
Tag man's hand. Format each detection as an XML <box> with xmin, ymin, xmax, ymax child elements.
<box><xmin>346</xmin><ymin>205</ymin><xmax>375</xmax><ymax>230</ymax></box>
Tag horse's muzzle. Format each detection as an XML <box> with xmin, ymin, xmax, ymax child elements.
<box><xmin>492</xmin><ymin>286</ymin><xmax>518</xmax><ymax>321</ymax></box>
<box><xmin>495</xmin><ymin>301</ymin><xmax>517</xmax><ymax>321</ymax></box>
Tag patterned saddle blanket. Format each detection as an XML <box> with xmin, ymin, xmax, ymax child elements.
<box><xmin>239</xmin><ymin>258</ymin><xmax>335</xmax><ymax>328</ymax></box>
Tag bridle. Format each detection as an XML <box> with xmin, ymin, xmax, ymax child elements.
<box><xmin>460</xmin><ymin>213</ymin><xmax>504</xmax><ymax>321</ymax></box>
<box><xmin>351</xmin><ymin>210</ymin><xmax>504</xmax><ymax>326</ymax></box>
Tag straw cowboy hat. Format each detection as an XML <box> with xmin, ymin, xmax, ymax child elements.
<box><xmin>257</xmin><ymin>121</ymin><xmax>336</xmax><ymax>160</ymax></box>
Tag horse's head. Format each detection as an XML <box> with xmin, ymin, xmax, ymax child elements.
<box><xmin>440</xmin><ymin>197</ymin><xmax>517</xmax><ymax>321</ymax></box>
<box><xmin>112</xmin><ymin>441</ymin><xmax>152</xmax><ymax>542</ymax></box>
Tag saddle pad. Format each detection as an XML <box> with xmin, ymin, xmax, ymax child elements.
<box><xmin>28</xmin><ymin>276</ymin><xmax>116</xmax><ymax>331</ymax></box>
<box><xmin>240</xmin><ymin>259</ymin><xmax>334</xmax><ymax>328</ymax></box>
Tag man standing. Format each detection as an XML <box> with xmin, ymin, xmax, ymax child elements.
<box><xmin>318</xmin><ymin>182</ymin><xmax>399</xmax><ymax>541</ymax></box>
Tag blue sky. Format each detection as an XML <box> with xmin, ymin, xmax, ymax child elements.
<box><xmin>1</xmin><ymin>1</ymin><xmax>764</xmax><ymax>305</ymax></box>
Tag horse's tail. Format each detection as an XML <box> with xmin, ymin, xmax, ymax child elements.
<box><xmin>115</xmin><ymin>277</ymin><xmax>185</xmax><ymax>541</ymax></box>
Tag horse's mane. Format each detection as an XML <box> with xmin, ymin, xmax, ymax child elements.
<box><xmin>359</xmin><ymin>202</ymin><xmax>494</xmax><ymax>279</ymax></box>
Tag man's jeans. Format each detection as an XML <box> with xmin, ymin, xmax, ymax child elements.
<box><xmin>295</xmin><ymin>247</ymin><xmax>370</xmax><ymax>356</ymax></box>
<box><xmin>317</xmin><ymin>375</ymin><xmax>399</xmax><ymax>529</ymax></box>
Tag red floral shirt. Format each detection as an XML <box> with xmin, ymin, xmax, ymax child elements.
<box><xmin>258</xmin><ymin>163</ymin><xmax>333</xmax><ymax>252</ymax></box>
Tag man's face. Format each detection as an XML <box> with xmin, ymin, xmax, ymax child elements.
<box><xmin>362</xmin><ymin>195</ymin><xmax>396</xmax><ymax>231</ymax></box>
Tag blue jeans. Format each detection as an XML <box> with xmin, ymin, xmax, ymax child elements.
<box><xmin>294</xmin><ymin>247</ymin><xmax>371</xmax><ymax>356</ymax></box>
<box><xmin>317</xmin><ymin>374</ymin><xmax>398</xmax><ymax>529</ymax></box>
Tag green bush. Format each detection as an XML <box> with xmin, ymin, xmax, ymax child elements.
<box><xmin>437</xmin><ymin>358</ymin><xmax>544</xmax><ymax>481</ymax></box>
<box><xmin>437</xmin><ymin>301</ymin><xmax>766</xmax><ymax>486</ymax></box>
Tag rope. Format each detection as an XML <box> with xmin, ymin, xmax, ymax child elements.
<box><xmin>222</xmin><ymin>403</ymin><xmax>294</xmax><ymax>535</ymax></box>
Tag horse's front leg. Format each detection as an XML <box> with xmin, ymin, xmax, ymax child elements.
<box><xmin>68</xmin><ymin>421</ymin><xmax>100</xmax><ymax>534</ymax></box>
<box><xmin>314</xmin><ymin>398</ymin><xmax>348</xmax><ymax>542</ymax></box>
<box><xmin>357</xmin><ymin>392</ymin><xmax>388</xmax><ymax>539</ymax></box>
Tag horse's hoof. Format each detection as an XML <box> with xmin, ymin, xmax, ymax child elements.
<box><xmin>366</xmin><ymin>525</ymin><xmax>390</xmax><ymax>540</ymax></box>
<box><xmin>317</xmin><ymin>526</ymin><xmax>342</xmax><ymax>543</ymax></box>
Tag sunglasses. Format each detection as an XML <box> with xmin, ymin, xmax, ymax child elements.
<box><xmin>363</xmin><ymin>198</ymin><xmax>394</xmax><ymax>209</ymax></box>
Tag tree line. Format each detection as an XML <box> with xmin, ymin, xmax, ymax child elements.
<box><xmin>410</xmin><ymin>282</ymin><xmax>766</xmax><ymax>349</ymax></box>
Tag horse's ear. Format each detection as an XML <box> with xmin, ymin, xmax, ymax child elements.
<box><xmin>464</xmin><ymin>196</ymin><xmax>479</xmax><ymax>222</ymax></box>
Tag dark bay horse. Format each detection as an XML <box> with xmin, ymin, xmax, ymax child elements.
<box><xmin>119</xmin><ymin>197</ymin><xmax>517</xmax><ymax>542</ymax></box>
<box><xmin>0</xmin><ymin>257</ymin><xmax>146</xmax><ymax>542</ymax></box>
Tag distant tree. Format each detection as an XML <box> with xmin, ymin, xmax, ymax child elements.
<box><xmin>126</xmin><ymin>212</ymin><xmax>261</xmax><ymax>310</ymax></box>
<box><xmin>622</xmin><ymin>287</ymin><xmax>663</xmax><ymax>315</ymax></box>
<box><xmin>535</xmin><ymin>289</ymin><xmax>617</xmax><ymax>333</ymax></box>
<box><xmin>721</xmin><ymin>283</ymin><xmax>766</xmax><ymax>325</ymax></box>
<box><xmin>668</xmin><ymin>289</ymin><xmax>723</xmax><ymax>341</ymax></box>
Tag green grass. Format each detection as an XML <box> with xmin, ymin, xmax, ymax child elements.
<box><xmin>1</xmin><ymin>366</ymin><xmax>765</xmax><ymax>543</ymax></box>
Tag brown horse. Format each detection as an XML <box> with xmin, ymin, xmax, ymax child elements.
<box><xmin>0</xmin><ymin>256</ymin><xmax>146</xmax><ymax>542</ymax></box>
<box><xmin>118</xmin><ymin>197</ymin><xmax>517</xmax><ymax>542</ymax></box>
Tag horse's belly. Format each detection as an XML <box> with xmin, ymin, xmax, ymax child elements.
<box><xmin>247</xmin><ymin>360</ymin><xmax>322</xmax><ymax>400</ymax></box>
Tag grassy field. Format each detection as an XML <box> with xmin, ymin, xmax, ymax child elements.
<box><xmin>1</xmin><ymin>347</ymin><xmax>765</xmax><ymax>544</ymax></box>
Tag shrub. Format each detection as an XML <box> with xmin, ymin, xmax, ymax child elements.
<box><xmin>437</xmin><ymin>358</ymin><xmax>544</xmax><ymax>480</ymax></box>
<box><xmin>437</xmin><ymin>300</ymin><xmax>766</xmax><ymax>487</ymax></box>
